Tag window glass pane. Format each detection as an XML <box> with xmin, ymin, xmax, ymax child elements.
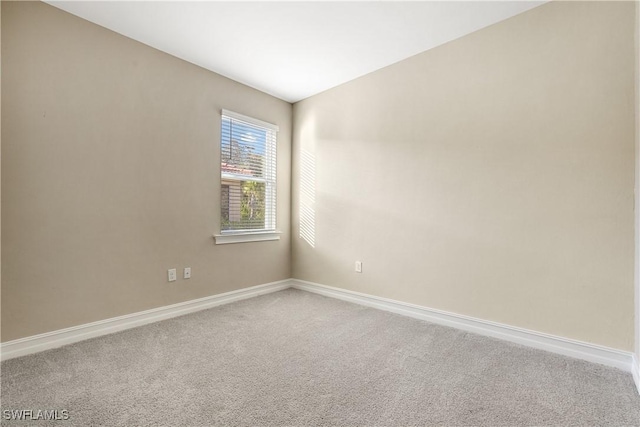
<box><xmin>221</xmin><ymin>180</ymin><xmax>266</xmax><ymax>231</ymax></box>
<box><xmin>220</xmin><ymin>111</ymin><xmax>277</xmax><ymax>233</ymax></box>
<box><xmin>221</xmin><ymin>117</ymin><xmax>268</xmax><ymax>179</ymax></box>
<box><xmin>221</xmin><ymin>184</ymin><xmax>230</xmax><ymax>223</ymax></box>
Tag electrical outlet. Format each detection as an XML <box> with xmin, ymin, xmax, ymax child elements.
<box><xmin>168</xmin><ymin>268</ymin><xmax>177</xmax><ymax>282</ymax></box>
<box><xmin>184</xmin><ymin>267</ymin><xmax>191</xmax><ymax>279</ymax></box>
<box><xmin>355</xmin><ymin>261</ymin><xmax>362</xmax><ymax>273</ymax></box>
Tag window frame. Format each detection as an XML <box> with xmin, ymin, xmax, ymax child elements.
<box><xmin>214</xmin><ymin>109</ymin><xmax>280</xmax><ymax>245</ymax></box>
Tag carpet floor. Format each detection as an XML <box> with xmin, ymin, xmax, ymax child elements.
<box><xmin>1</xmin><ymin>288</ymin><xmax>639</xmax><ymax>426</ymax></box>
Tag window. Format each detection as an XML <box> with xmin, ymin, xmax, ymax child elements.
<box><xmin>216</xmin><ymin>110</ymin><xmax>279</xmax><ymax>244</ymax></box>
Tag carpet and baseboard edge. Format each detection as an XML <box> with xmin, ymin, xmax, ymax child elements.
<box><xmin>1</xmin><ymin>278</ymin><xmax>637</xmax><ymax>389</ymax></box>
<box><xmin>633</xmin><ymin>354</ymin><xmax>640</xmax><ymax>394</ymax></box>
<box><xmin>291</xmin><ymin>279</ymin><xmax>635</xmax><ymax>374</ymax></box>
<box><xmin>0</xmin><ymin>279</ymin><xmax>294</xmax><ymax>361</ymax></box>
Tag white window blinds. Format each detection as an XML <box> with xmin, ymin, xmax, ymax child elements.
<box><xmin>220</xmin><ymin>110</ymin><xmax>278</xmax><ymax>233</ymax></box>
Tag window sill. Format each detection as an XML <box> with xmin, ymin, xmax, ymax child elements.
<box><xmin>213</xmin><ymin>231</ymin><xmax>281</xmax><ymax>245</ymax></box>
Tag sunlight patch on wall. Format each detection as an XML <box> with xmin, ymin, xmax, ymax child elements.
<box><xmin>299</xmin><ymin>149</ymin><xmax>316</xmax><ymax>247</ymax></box>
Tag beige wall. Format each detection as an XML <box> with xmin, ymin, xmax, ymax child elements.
<box><xmin>0</xmin><ymin>0</ymin><xmax>3</xmax><ymax>342</ymax></box>
<box><xmin>635</xmin><ymin>0</ymin><xmax>640</xmax><ymax>361</ymax></box>
<box><xmin>1</xmin><ymin>1</ymin><xmax>292</xmax><ymax>341</ymax></box>
<box><xmin>292</xmin><ymin>1</ymin><xmax>636</xmax><ymax>351</ymax></box>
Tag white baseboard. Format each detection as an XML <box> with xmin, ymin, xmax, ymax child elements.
<box><xmin>633</xmin><ymin>355</ymin><xmax>640</xmax><ymax>395</ymax></box>
<box><xmin>3</xmin><ymin>277</ymin><xmax>636</xmax><ymax>379</ymax></box>
<box><xmin>291</xmin><ymin>279</ymin><xmax>635</xmax><ymax>373</ymax></box>
<box><xmin>1</xmin><ymin>279</ymin><xmax>293</xmax><ymax>361</ymax></box>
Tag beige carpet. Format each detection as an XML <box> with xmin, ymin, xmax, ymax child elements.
<box><xmin>1</xmin><ymin>288</ymin><xmax>639</xmax><ymax>426</ymax></box>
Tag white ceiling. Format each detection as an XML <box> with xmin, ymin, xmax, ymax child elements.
<box><xmin>47</xmin><ymin>1</ymin><xmax>545</xmax><ymax>103</ymax></box>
